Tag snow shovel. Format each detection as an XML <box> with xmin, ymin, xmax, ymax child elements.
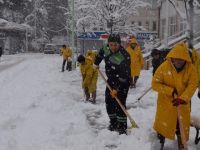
<box><xmin>97</xmin><ymin>68</ymin><xmax>139</xmax><ymax>128</ymax></box>
<box><xmin>137</xmin><ymin>87</ymin><xmax>152</xmax><ymax>101</ymax></box>
<box><xmin>174</xmin><ymin>94</ymin><xmax>188</xmax><ymax>150</ymax></box>
<box><xmin>176</xmin><ymin>105</ymin><xmax>188</xmax><ymax>150</ymax></box>
<box><xmin>132</xmin><ymin>87</ymin><xmax>152</xmax><ymax>105</ymax></box>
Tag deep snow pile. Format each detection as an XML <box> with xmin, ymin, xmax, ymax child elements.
<box><xmin>0</xmin><ymin>54</ymin><xmax>199</xmax><ymax>150</ymax></box>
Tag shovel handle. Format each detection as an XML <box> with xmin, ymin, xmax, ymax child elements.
<box><xmin>97</xmin><ymin>68</ymin><xmax>139</xmax><ymax>128</ymax></box>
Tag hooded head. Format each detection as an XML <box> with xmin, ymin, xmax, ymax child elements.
<box><xmin>167</xmin><ymin>42</ymin><xmax>191</xmax><ymax>70</ymax></box>
<box><xmin>86</xmin><ymin>50</ymin><xmax>93</xmax><ymax>56</ymax></box>
<box><xmin>128</xmin><ymin>38</ymin><xmax>138</xmax><ymax>50</ymax></box>
<box><xmin>167</xmin><ymin>42</ymin><xmax>191</xmax><ymax>62</ymax></box>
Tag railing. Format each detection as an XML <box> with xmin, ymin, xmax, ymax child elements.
<box><xmin>143</xmin><ymin>30</ymin><xmax>200</xmax><ymax>70</ymax></box>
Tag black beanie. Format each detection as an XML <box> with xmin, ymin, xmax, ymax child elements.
<box><xmin>77</xmin><ymin>55</ymin><xmax>85</xmax><ymax>63</ymax></box>
<box><xmin>108</xmin><ymin>34</ymin><xmax>121</xmax><ymax>44</ymax></box>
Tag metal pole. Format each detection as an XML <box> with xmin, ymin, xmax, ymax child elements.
<box><xmin>188</xmin><ymin>0</ymin><xmax>194</xmax><ymax>47</ymax></box>
<box><xmin>26</xmin><ymin>28</ymin><xmax>28</xmax><ymax>52</ymax></box>
<box><xmin>165</xmin><ymin>0</ymin><xmax>169</xmax><ymax>48</ymax></box>
<box><xmin>71</xmin><ymin>0</ymin><xmax>75</xmax><ymax>69</ymax></box>
<box><xmin>34</xmin><ymin>0</ymin><xmax>37</xmax><ymax>40</ymax></box>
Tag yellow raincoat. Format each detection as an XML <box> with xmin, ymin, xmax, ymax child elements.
<box><xmin>126</xmin><ymin>38</ymin><xmax>144</xmax><ymax>77</ymax></box>
<box><xmin>80</xmin><ymin>57</ymin><xmax>98</xmax><ymax>93</ymax></box>
<box><xmin>152</xmin><ymin>43</ymin><xmax>198</xmax><ymax>140</ymax></box>
<box><xmin>86</xmin><ymin>50</ymin><xmax>97</xmax><ymax>63</ymax></box>
<box><xmin>60</xmin><ymin>47</ymin><xmax>72</xmax><ymax>60</ymax></box>
<box><xmin>191</xmin><ymin>48</ymin><xmax>200</xmax><ymax>90</ymax></box>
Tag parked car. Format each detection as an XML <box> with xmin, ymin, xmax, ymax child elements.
<box><xmin>44</xmin><ymin>44</ymin><xmax>56</xmax><ymax>54</ymax></box>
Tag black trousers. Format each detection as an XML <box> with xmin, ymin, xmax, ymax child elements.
<box><xmin>62</xmin><ymin>59</ymin><xmax>72</xmax><ymax>71</ymax></box>
<box><xmin>62</xmin><ymin>59</ymin><xmax>67</xmax><ymax>71</ymax></box>
<box><xmin>105</xmin><ymin>86</ymin><xmax>129</xmax><ymax>133</ymax></box>
<box><xmin>66</xmin><ymin>61</ymin><xmax>72</xmax><ymax>71</ymax></box>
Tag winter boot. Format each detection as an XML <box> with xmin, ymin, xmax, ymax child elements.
<box><xmin>61</xmin><ymin>66</ymin><xmax>64</xmax><ymax>72</ymax></box>
<box><xmin>108</xmin><ymin>118</ymin><xmax>117</xmax><ymax>131</ymax></box>
<box><xmin>116</xmin><ymin>120</ymin><xmax>127</xmax><ymax>135</ymax></box>
<box><xmin>91</xmin><ymin>91</ymin><xmax>96</xmax><ymax>104</ymax></box>
<box><xmin>84</xmin><ymin>88</ymin><xmax>90</xmax><ymax>101</ymax></box>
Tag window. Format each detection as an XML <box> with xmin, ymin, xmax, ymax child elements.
<box><xmin>138</xmin><ymin>21</ymin><xmax>142</xmax><ymax>26</ymax></box>
<box><xmin>179</xmin><ymin>18</ymin><xmax>186</xmax><ymax>33</ymax></box>
<box><xmin>93</xmin><ymin>27</ymin><xmax>97</xmax><ymax>31</ymax></box>
<box><xmin>146</xmin><ymin>21</ymin><xmax>149</xmax><ymax>30</ymax></box>
<box><xmin>161</xmin><ymin>19</ymin><xmax>166</xmax><ymax>40</ymax></box>
<box><xmin>153</xmin><ymin>21</ymin><xmax>157</xmax><ymax>31</ymax></box>
<box><xmin>131</xmin><ymin>21</ymin><xmax>135</xmax><ymax>25</ymax></box>
<box><xmin>169</xmin><ymin>16</ymin><xmax>176</xmax><ymax>36</ymax></box>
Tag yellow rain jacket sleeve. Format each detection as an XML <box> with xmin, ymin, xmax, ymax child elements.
<box><xmin>126</xmin><ymin>38</ymin><xmax>144</xmax><ymax>77</ymax></box>
<box><xmin>152</xmin><ymin>42</ymin><xmax>198</xmax><ymax>140</ymax></box>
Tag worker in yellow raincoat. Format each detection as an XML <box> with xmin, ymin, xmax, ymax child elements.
<box><xmin>60</xmin><ymin>44</ymin><xmax>72</xmax><ymax>72</ymax></box>
<box><xmin>77</xmin><ymin>54</ymin><xmax>98</xmax><ymax>104</ymax></box>
<box><xmin>126</xmin><ymin>38</ymin><xmax>144</xmax><ymax>88</ymax></box>
<box><xmin>152</xmin><ymin>42</ymin><xmax>198</xmax><ymax>149</ymax></box>
<box><xmin>86</xmin><ymin>50</ymin><xmax>97</xmax><ymax>63</ymax></box>
<box><xmin>190</xmin><ymin>47</ymin><xmax>200</xmax><ymax>99</ymax></box>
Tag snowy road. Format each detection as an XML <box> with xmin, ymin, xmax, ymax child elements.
<box><xmin>0</xmin><ymin>54</ymin><xmax>200</xmax><ymax>150</ymax></box>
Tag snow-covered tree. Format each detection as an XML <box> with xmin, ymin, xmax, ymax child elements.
<box><xmin>24</xmin><ymin>0</ymin><xmax>48</xmax><ymax>40</ymax></box>
<box><xmin>0</xmin><ymin>0</ymin><xmax>33</xmax><ymax>23</ymax></box>
<box><xmin>75</xmin><ymin>0</ymin><xmax>150</xmax><ymax>34</ymax></box>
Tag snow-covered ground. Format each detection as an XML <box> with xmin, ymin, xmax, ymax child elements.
<box><xmin>0</xmin><ymin>53</ymin><xmax>200</xmax><ymax>150</ymax></box>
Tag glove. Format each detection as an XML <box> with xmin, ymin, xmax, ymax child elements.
<box><xmin>110</xmin><ymin>89</ymin><xmax>117</xmax><ymax>98</ymax></box>
<box><xmin>172</xmin><ymin>88</ymin><xmax>178</xmax><ymax>97</ymax></box>
<box><xmin>172</xmin><ymin>97</ymin><xmax>186</xmax><ymax>106</ymax></box>
<box><xmin>198</xmin><ymin>91</ymin><xmax>200</xmax><ymax>99</ymax></box>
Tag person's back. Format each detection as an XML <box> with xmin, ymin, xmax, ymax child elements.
<box><xmin>78</xmin><ymin>55</ymin><xmax>98</xmax><ymax>103</ymax></box>
<box><xmin>151</xmin><ymin>49</ymin><xmax>164</xmax><ymax>75</ymax></box>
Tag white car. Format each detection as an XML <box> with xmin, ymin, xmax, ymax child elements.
<box><xmin>44</xmin><ymin>44</ymin><xmax>56</xmax><ymax>54</ymax></box>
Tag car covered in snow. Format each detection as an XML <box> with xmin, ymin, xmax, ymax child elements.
<box><xmin>44</xmin><ymin>44</ymin><xmax>56</xmax><ymax>54</ymax></box>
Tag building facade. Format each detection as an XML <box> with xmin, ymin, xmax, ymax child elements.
<box><xmin>159</xmin><ymin>0</ymin><xmax>200</xmax><ymax>46</ymax></box>
<box><xmin>126</xmin><ymin>7</ymin><xmax>159</xmax><ymax>33</ymax></box>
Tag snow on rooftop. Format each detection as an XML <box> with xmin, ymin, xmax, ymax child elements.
<box><xmin>0</xmin><ymin>18</ymin><xmax>32</xmax><ymax>32</ymax></box>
